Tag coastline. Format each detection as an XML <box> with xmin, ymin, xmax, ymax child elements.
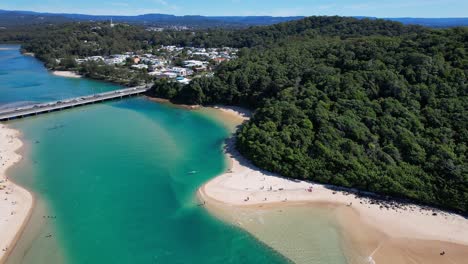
<box><xmin>199</xmin><ymin>106</ymin><xmax>468</xmax><ymax>264</ymax></box>
<box><xmin>51</xmin><ymin>70</ymin><xmax>82</xmax><ymax>78</ymax></box>
<box><xmin>0</xmin><ymin>124</ymin><xmax>34</xmax><ymax>264</ymax></box>
<box><xmin>145</xmin><ymin>96</ymin><xmax>200</xmax><ymax>110</ymax></box>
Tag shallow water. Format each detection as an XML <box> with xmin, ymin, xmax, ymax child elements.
<box><xmin>2</xmin><ymin>44</ymin><xmax>288</xmax><ymax>263</ymax></box>
<box><xmin>206</xmin><ymin>202</ymin><xmax>354</xmax><ymax>264</ymax></box>
<box><xmin>236</xmin><ymin>206</ymin><xmax>348</xmax><ymax>264</ymax></box>
<box><xmin>8</xmin><ymin>99</ymin><xmax>289</xmax><ymax>263</ymax></box>
<box><xmin>1</xmin><ymin>44</ymin><xmax>350</xmax><ymax>264</ymax></box>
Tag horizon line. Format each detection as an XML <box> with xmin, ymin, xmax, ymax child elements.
<box><xmin>1</xmin><ymin>9</ymin><xmax>467</xmax><ymax>19</ymax></box>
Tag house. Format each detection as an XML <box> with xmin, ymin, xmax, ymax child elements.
<box><xmin>183</xmin><ymin>60</ymin><xmax>206</xmax><ymax>68</ymax></box>
<box><xmin>75</xmin><ymin>58</ymin><xmax>87</xmax><ymax>64</ymax></box>
<box><xmin>105</xmin><ymin>58</ymin><xmax>123</xmax><ymax>65</ymax></box>
<box><xmin>104</xmin><ymin>54</ymin><xmax>129</xmax><ymax>65</ymax></box>
<box><xmin>148</xmin><ymin>70</ymin><xmax>163</xmax><ymax>76</ymax></box>
<box><xmin>162</xmin><ymin>45</ymin><xmax>177</xmax><ymax>52</ymax></box>
<box><xmin>131</xmin><ymin>64</ymin><xmax>148</xmax><ymax>70</ymax></box>
<box><xmin>170</xmin><ymin>67</ymin><xmax>188</xmax><ymax>76</ymax></box>
<box><xmin>88</xmin><ymin>56</ymin><xmax>104</xmax><ymax>62</ymax></box>
<box><xmin>132</xmin><ymin>57</ymin><xmax>141</xmax><ymax>64</ymax></box>
<box><xmin>213</xmin><ymin>57</ymin><xmax>227</xmax><ymax>64</ymax></box>
<box><xmin>192</xmin><ymin>52</ymin><xmax>210</xmax><ymax>57</ymax></box>
<box><xmin>162</xmin><ymin>72</ymin><xmax>178</xmax><ymax>78</ymax></box>
<box><xmin>146</xmin><ymin>27</ymin><xmax>164</xmax><ymax>32</ymax></box>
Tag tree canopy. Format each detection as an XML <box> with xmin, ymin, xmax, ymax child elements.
<box><xmin>151</xmin><ymin>18</ymin><xmax>468</xmax><ymax>212</ymax></box>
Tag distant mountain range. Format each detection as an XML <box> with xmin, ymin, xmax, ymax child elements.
<box><xmin>1</xmin><ymin>9</ymin><xmax>467</xmax><ymax>28</ymax></box>
<box><xmin>0</xmin><ymin>10</ymin><xmax>303</xmax><ymax>28</ymax></box>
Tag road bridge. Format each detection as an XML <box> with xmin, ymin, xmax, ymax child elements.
<box><xmin>0</xmin><ymin>86</ymin><xmax>150</xmax><ymax>121</ymax></box>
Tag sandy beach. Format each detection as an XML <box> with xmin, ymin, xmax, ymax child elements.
<box><xmin>0</xmin><ymin>124</ymin><xmax>33</xmax><ymax>263</ymax></box>
<box><xmin>199</xmin><ymin>106</ymin><xmax>468</xmax><ymax>264</ymax></box>
<box><xmin>52</xmin><ymin>71</ymin><xmax>82</xmax><ymax>78</ymax></box>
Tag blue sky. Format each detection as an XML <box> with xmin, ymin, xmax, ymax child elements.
<box><xmin>1</xmin><ymin>0</ymin><xmax>467</xmax><ymax>17</ymax></box>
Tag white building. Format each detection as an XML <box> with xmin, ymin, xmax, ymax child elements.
<box><xmin>170</xmin><ymin>67</ymin><xmax>188</xmax><ymax>76</ymax></box>
<box><xmin>87</xmin><ymin>56</ymin><xmax>104</xmax><ymax>62</ymax></box>
<box><xmin>162</xmin><ymin>72</ymin><xmax>178</xmax><ymax>78</ymax></box>
<box><xmin>192</xmin><ymin>52</ymin><xmax>210</xmax><ymax>57</ymax></box>
<box><xmin>131</xmin><ymin>64</ymin><xmax>148</xmax><ymax>70</ymax></box>
<box><xmin>183</xmin><ymin>60</ymin><xmax>207</xmax><ymax>68</ymax></box>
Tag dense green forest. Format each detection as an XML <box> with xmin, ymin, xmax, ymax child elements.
<box><xmin>4</xmin><ymin>17</ymin><xmax>467</xmax><ymax>212</ymax></box>
<box><xmin>151</xmin><ymin>18</ymin><xmax>468</xmax><ymax>212</ymax></box>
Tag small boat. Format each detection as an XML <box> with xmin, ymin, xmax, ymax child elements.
<box><xmin>188</xmin><ymin>170</ymin><xmax>197</xmax><ymax>174</ymax></box>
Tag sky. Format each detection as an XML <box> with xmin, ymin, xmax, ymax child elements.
<box><xmin>0</xmin><ymin>0</ymin><xmax>467</xmax><ymax>17</ymax></box>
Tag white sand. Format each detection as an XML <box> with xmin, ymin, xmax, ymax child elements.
<box><xmin>0</xmin><ymin>124</ymin><xmax>33</xmax><ymax>262</ymax></box>
<box><xmin>52</xmin><ymin>71</ymin><xmax>82</xmax><ymax>78</ymax></box>
<box><xmin>199</xmin><ymin>106</ymin><xmax>468</xmax><ymax>247</ymax></box>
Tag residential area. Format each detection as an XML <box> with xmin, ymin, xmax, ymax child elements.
<box><xmin>74</xmin><ymin>45</ymin><xmax>238</xmax><ymax>85</ymax></box>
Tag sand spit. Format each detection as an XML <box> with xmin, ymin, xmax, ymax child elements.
<box><xmin>199</xmin><ymin>106</ymin><xmax>468</xmax><ymax>264</ymax></box>
<box><xmin>52</xmin><ymin>71</ymin><xmax>82</xmax><ymax>78</ymax></box>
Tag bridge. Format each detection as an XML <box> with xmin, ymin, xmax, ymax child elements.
<box><xmin>0</xmin><ymin>86</ymin><xmax>150</xmax><ymax>121</ymax></box>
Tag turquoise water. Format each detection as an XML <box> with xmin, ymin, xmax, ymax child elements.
<box><xmin>0</xmin><ymin>45</ymin><xmax>119</xmax><ymax>109</ymax></box>
<box><xmin>1</xmin><ymin>45</ymin><xmax>288</xmax><ymax>263</ymax></box>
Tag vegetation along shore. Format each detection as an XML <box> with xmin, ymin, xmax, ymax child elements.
<box><xmin>199</xmin><ymin>106</ymin><xmax>468</xmax><ymax>264</ymax></box>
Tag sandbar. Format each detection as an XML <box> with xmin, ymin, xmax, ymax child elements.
<box><xmin>199</xmin><ymin>106</ymin><xmax>468</xmax><ymax>264</ymax></box>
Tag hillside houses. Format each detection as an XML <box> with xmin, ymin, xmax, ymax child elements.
<box><xmin>105</xmin><ymin>55</ymin><xmax>129</xmax><ymax>65</ymax></box>
<box><xmin>72</xmin><ymin>45</ymin><xmax>238</xmax><ymax>85</ymax></box>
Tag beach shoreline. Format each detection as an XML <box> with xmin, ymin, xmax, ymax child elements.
<box><xmin>198</xmin><ymin>105</ymin><xmax>468</xmax><ymax>264</ymax></box>
<box><xmin>0</xmin><ymin>124</ymin><xmax>34</xmax><ymax>264</ymax></box>
<box><xmin>145</xmin><ymin>96</ymin><xmax>201</xmax><ymax>110</ymax></box>
<box><xmin>51</xmin><ymin>70</ymin><xmax>82</xmax><ymax>78</ymax></box>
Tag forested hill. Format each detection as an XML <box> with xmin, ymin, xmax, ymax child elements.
<box><xmin>207</xmin><ymin>16</ymin><xmax>426</xmax><ymax>47</ymax></box>
<box><xmin>150</xmin><ymin>17</ymin><xmax>468</xmax><ymax>213</ymax></box>
<box><xmin>0</xmin><ymin>16</ymin><xmax>447</xmax><ymax>52</ymax></box>
<box><xmin>9</xmin><ymin>17</ymin><xmax>426</xmax><ymax>62</ymax></box>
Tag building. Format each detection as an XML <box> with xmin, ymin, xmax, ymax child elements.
<box><xmin>132</xmin><ymin>57</ymin><xmax>141</xmax><ymax>64</ymax></box>
<box><xmin>105</xmin><ymin>58</ymin><xmax>124</xmax><ymax>65</ymax></box>
<box><xmin>148</xmin><ymin>70</ymin><xmax>163</xmax><ymax>76</ymax></box>
<box><xmin>146</xmin><ymin>27</ymin><xmax>164</xmax><ymax>32</ymax></box>
<box><xmin>192</xmin><ymin>52</ymin><xmax>210</xmax><ymax>57</ymax></box>
<box><xmin>131</xmin><ymin>64</ymin><xmax>148</xmax><ymax>70</ymax></box>
<box><xmin>170</xmin><ymin>67</ymin><xmax>188</xmax><ymax>76</ymax></box>
<box><xmin>162</xmin><ymin>72</ymin><xmax>178</xmax><ymax>78</ymax></box>
<box><xmin>213</xmin><ymin>57</ymin><xmax>228</xmax><ymax>64</ymax></box>
<box><xmin>183</xmin><ymin>60</ymin><xmax>206</xmax><ymax>68</ymax></box>
<box><xmin>88</xmin><ymin>56</ymin><xmax>104</xmax><ymax>62</ymax></box>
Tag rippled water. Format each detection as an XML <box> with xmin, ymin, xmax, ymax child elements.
<box><xmin>2</xmin><ymin>45</ymin><xmax>288</xmax><ymax>263</ymax></box>
<box><xmin>2</xmin><ymin>44</ymin><xmax>353</xmax><ymax>264</ymax></box>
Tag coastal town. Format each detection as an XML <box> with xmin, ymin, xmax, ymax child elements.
<box><xmin>73</xmin><ymin>45</ymin><xmax>238</xmax><ymax>85</ymax></box>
